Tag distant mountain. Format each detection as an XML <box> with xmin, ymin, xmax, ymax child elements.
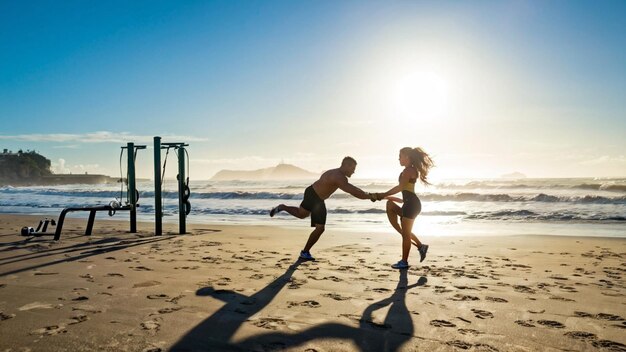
<box><xmin>500</xmin><ymin>172</ymin><xmax>527</xmax><ymax>179</ymax></box>
<box><xmin>210</xmin><ymin>163</ymin><xmax>318</xmax><ymax>181</ymax></box>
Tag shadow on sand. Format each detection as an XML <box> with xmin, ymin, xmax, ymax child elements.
<box><xmin>171</xmin><ymin>261</ymin><xmax>427</xmax><ymax>352</ymax></box>
<box><xmin>0</xmin><ymin>235</ymin><xmax>175</xmax><ymax>277</ymax></box>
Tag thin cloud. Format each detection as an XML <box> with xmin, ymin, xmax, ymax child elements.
<box><xmin>579</xmin><ymin>155</ymin><xmax>626</xmax><ymax>166</ymax></box>
<box><xmin>0</xmin><ymin>131</ymin><xmax>208</xmax><ymax>144</ymax></box>
<box><xmin>52</xmin><ymin>144</ymin><xmax>80</xmax><ymax>149</ymax></box>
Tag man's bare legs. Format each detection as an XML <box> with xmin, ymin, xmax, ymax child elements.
<box><xmin>303</xmin><ymin>224</ymin><xmax>325</xmax><ymax>253</ymax></box>
<box><xmin>385</xmin><ymin>200</ymin><xmax>421</xmax><ymax>248</ymax></box>
<box><xmin>270</xmin><ymin>204</ymin><xmax>319</xmax><ymax>259</ymax></box>
<box><xmin>272</xmin><ymin>204</ymin><xmax>310</xmax><ymax>219</ymax></box>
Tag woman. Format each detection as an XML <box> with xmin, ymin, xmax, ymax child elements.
<box><xmin>376</xmin><ymin>147</ymin><xmax>434</xmax><ymax>269</ymax></box>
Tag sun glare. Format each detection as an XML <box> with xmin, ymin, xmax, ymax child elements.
<box><xmin>392</xmin><ymin>71</ymin><xmax>448</xmax><ymax>121</ymax></box>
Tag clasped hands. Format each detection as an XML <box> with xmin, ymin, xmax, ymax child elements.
<box><xmin>368</xmin><ymin>192</ymin><xmax>385</xmax><ymax>202</ymax></box>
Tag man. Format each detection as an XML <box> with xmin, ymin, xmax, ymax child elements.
<box><xmin>270</xmin><ymin>156</ymin><xmax>377</xmax><ymax>260</ymax></box>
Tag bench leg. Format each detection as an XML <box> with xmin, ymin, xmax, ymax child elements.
<box><xmin>54</xmin><ymin>210</ymin><xmax>69</xmax><ymax>241</ymax></box>
<box><xmin>86</xmin><ymin>210</ymin><xmax>97</xmax><ymax>236</ymax></box>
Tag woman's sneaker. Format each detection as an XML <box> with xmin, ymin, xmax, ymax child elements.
<box><xmin>418</xmin><ymin>244</ymin><xmax>429</xmax><ymax>262</ymax></box>
<box><xmin>391</xmin><ymin>260</ymin><xmax>409</xmax><ymax>269</ymax></box>
<box><xmin>299</xmin><ymin>251</ymin><xmax>315</xmax><ymax>261</ymax></box>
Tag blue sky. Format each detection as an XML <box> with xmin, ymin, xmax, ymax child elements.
<box><xmin>1</xmin><ymin>1</ymin><xmax>625</xmax><ymax>179</ymax></box>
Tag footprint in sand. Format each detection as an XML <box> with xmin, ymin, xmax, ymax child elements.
<box><xmin>252</xmin><ymin>317</ymin><xmax>286</xmax><ymax>330</ymax></box>
<box><xmin>564</xmin><ymin>331</ymin><xmax>597</xmax><ymax>341</ymax></box>
<box><xmin>458</xmin><ymin>328</ymin><xmax>482</xmax><ymax>335</ymax></box>
<box><xmin>287</xmin><ymin>300</ymin><xmax>320</xmax><ymax>308</ymax></box>
<box><xmin>79</xmin><ymin>274</ymin><xmax>95</xmax><ymax>282</ymax></box>
<box><xmin>30</xmin><ymin>325</ymin><xmax>67</xmax><ymax>336</ymax></box>
<box><xmin>474</xmin><ymin>343</ymin><xmax>500</xmax><ymax>352</ymax></box>
<box><xmin>147</xmin><ymin>294</ymin><xmax>170</xmax><ymax>300</ymax></box>
<box><xmin>575</xmin><ymin>311</ymin><xmax>624</xmax><ymax>321</ymax></box>
<box><xmin>549</xmin><ymin>296</ymin><xmax>575</xmax><ymax>302</ymax></box>
<box><xmin>323</xmin><ymin>276</ymin><xmax>343</xmax><ymax>282</ymax></box>
<box><xmin>451</xmin><ymin>294</ymin><xmax>480</xmax><ymax>301</ymax></box>
<box><xmin>166</xmin><ymin>295</ymin><xmax>185</xmax><ymax>304</ymax></box>
<box><xmin>537</xmin><ymin>320</ymin><xmax>565</xmax><ymax>328</ymax></box>
<box><xmin>372</xmin><ymin>288</ymin><xmax>391</xmax><ymax>293</ymax></box>
<box><xmin>515</xmin><ymin>320</ymin><xmax>536</xmax><ymax>327</ymax></box>
<box><xmin>215</xmin><ymin>277</ymin><xmax>231</xmax><ymax>286</ymax></box>
<box><xmin>141</xmin><ymin>320</ymin><xmax>160</xmax><ymax>332</ymax></box>
<box><xmin>249</xmin><ymin>274</ymin><xmax>264</xmax><ymax>280</ymax></box>
<box><xmin>142</xmin><ymin>347</ymin><xmax>163</xmax><ymax>352</ymax></box>
<box><xmin>430</xmin><ymin>320</ymin><xmax>456</xmax><ymax>328</ymax></box>
<box><xmin>513</xmin><ymin>285</ymin><xmax>536</xmax><ymax>294</ymax></box>
<box><xmin>133</xmin><ymin>281</ymin><xmax>161</xmax><ymax>288</ymax></box>
<box><xmin>595</xmin><ymin>313</ymin><xmax>624</xmax><ymax>321</ymax></box>
<box><xmin>434</xmin><ymin>286</ymin><xmax>453</xmax><ymax>294</ymax></box>
<box><xmin>322</xmin><ymin>293</ymin><xmax>350</xmax><ymax>301</ymax></box>
<box><xmin>68</xmin><ymin>314</ymin><xmax>89</xmax><ymax>325</ymax></box>
<box><xmin>131</xmin><ymin>266</ymin><xmax>153</xmax><ymax>271</ymax></box>
<box><xmin>446</xmin><ymin>340</ymin><xmax>472</xmax><ymax>349</ymax></box>
<box><xmin>106</xmin><ymin>273</ymin><xmax>125</xmax><ymax>278</ymax></box>
<box><xmin>591</xmin><ymin>340</ymin><xmax>626</xmax><ymax>350</ymax></box>
<box><xmin>471</xmin><ymin>309</ymin><xmax>493</xmax><ymax>319</ymax></box>
<box><xmin>152</xmin><ymin>307</ymin><xmax>183</xmax><ymax>315</ymax></box>
<box><xmin>288</xmin><ymin>278</ymin><xmax>307</xmax><ymax>289</ymax></box>
<box><xmin>72</xmin><ymin>305</ymin><xmax>102</xmax><ymax>314</ymax></box>
<box><xmin>1</xmin><ymin>311</ymin><xmax>16</xmax><ymax>321</ymax></box>
<box><xmin>485</xmin><ymin>296</ymin><xmax>508</xmax><ymax>303</ymax></box>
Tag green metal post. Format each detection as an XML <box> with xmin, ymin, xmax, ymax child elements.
<box><xmin>178</xmin><ymin>147</ymin><xmax>186</xmax><ymax>234</ymax></box>
<box><xmin>154</xmin><ymin>137</ymin><xmax>162</xmax><ymax>236</ymax></box>
<box><xmin>127</xmin><ymin>142</ymin><xmax>137</xmax><ymax>233</ymax></box>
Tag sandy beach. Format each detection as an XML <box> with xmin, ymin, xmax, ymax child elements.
<box><xmin>0</xmin><ymin>214</ymin><xmax>624</xmax><ymax>351</ymax></box>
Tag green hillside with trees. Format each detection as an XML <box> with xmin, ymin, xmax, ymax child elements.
<box><xmin>0</xmin><ymin>149</ymin><xmax>52</xmax><ymax>182</ymax></box>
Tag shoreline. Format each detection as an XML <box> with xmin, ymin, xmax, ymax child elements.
<box><xmin>4</xmin><ymin>212</ymin><xmax>626</xmax><ymax>239</ymax></box>
<box><xmin>1</xmin><ymin>213</ymin><xmax>625</xmax><ymax>351</ymax></box>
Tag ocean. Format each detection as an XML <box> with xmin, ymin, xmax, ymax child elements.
<box><xmin>1</xmin><ymin>178</ymin><xmax>625</xmax><ymax>238</ymax></box>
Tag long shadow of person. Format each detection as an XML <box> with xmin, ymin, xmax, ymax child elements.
<box><xmin>170</xmin><ymin>260</ymin><xmax>304</xmax><ymax>351</ymax></box>
<box><xmin>359</xmin><ymin>270</ymin><xmax>428</xmax><ymax>351</ymax></box>
<box><xmin>172</xmin><ymin>263</ymin><xmax>427</xmax><ymax>352</ymax></box>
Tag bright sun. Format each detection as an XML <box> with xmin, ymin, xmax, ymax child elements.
<box><xmin>391</xmin><ymin>71</ymin><xmax>448</xmax><ymax>120</ymax></box>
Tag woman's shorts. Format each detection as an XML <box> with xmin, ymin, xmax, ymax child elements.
<box><xmin>401</xmin><ymin>190</ymin><xmax>421</xmax><ymax>219</ymax></box>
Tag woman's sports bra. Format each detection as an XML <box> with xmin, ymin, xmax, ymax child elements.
<box><xmin>399</xmin><ymin>170</ymin><xmax>417</xmax><ymax>193</ymax></box>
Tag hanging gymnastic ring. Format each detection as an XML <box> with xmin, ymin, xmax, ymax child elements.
<box><xmin>185</xmin><ymin>200</ymin><xmax>191</xmax><ymax>216</ymax></box>
<box><xmin>183</xmin><ymin>184</ymin><xmax>190</xmax><ymax>201</ymax></box>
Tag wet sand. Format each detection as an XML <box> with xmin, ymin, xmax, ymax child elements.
<box><xmin>0</xmin><ymin>214</ymin><xmax>624</xmax><ymax>351</ymax></box>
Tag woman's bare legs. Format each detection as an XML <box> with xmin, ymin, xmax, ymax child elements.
<box><xmin>400</xmin><ymin>217</ymin><xmax>416</xmax><ymax>262</ymax></box>
<box><xmin>385</xmin><ymin>200</ymin><xmax>421</xmax><ymax>247</ymax></box>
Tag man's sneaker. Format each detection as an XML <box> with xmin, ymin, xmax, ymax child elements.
<box><xmin>418</xmin><ymin>244</ymin><xmax>429</xmax><ymax>263</ymax></box>
<box><xmin>269</xmin><ymin>206</ymin><xmax>279</xmax><ymax>217</ymax></box>
<box><xmin>299</xmin><ymin>251</ymin><xmax>315</xmax><ymax>261</ymax></box>
<box><xmin>391</xmin><ymin>260</ymin><xmax>409</xmax><ymax>269</ymax></box>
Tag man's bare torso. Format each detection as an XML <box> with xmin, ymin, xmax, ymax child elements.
<box><xmin>311</xmin><ymin>168</ymin><xmax>346</xmax><ymax>200</ymax></box>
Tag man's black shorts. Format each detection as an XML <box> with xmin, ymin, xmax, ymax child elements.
<box><xmin>300</xmin><ymin>186</ymin><xmax>326</xmax><ymax>227</ymax></box>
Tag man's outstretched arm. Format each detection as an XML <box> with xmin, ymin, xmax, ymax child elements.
<box><xmin>337</xmin><ymin>178</ymin><xmax>373</xmax><ymax>200</ymax></box>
